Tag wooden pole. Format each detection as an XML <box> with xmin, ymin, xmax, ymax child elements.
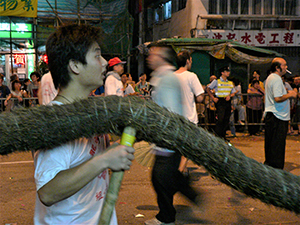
<box><xmin>98</xmin><ymin>127</ymin><xmax>136</xmax><ymax>225</ymax></box>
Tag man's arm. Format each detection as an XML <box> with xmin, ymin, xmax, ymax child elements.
<box><xmin>274</xmin><ymin>90</ymin><xmax>297</xmax><ymax>102</ymax></box>
<box><xmin>205</xmin><ymin>81</ymin><xmax>218</xmax><ymax>103</ymax></box>
<box><xmin>37</xmin><ymin>144</ymin><xmax>134</xmax><ymax>206</ymax></box>
<box><xmin>190</xmin><ymin>74</ymin><xmax>204</xmax><ymax>103</ymax></box>
<box><xmin>196</xmin><ymin>94</ymin><xmax>204</xmax><ymax>103</ymax></box>
<box><xmin>38</xmin><ymin>82</ymin><xmax>42</xmax><ymax>105</ymax></box>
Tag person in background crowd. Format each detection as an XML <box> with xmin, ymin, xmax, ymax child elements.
<box><xmin>91</xmin><ymin>85</ymin><xmax>105</xmax><ymax>97</ymax></box>
<box><xmin>204</xmin><ymin>75</ymin><xmax>217</xmax><ymax>127</ymax></box>
<box><xmin>246</xmin><ymin>79</ymin><xmax>264</xmax><ymax>136</ymax></box>
<box><xmin>231</xmin><ymin>78</ymin><xmax>246</xmax><ymax>126</ymax></box>
<box><xmin>105</xmin><ymin>57</ymin><xmax>126</xmax><ymax>97</ymax></box>
<box><xmin>0</xmin><ymin>73</ymin><xmax>11</xmax><ymax>112</ymax></box>
<box><xmin>206</xmin><ymin>66</ymin><xmax>236</xmax><ymax>140</ymax></box>
<box><xmin>28</xmin><ymin>71</ymin><xmax>41</xmax><ymax>106</ymax></box>
<box><xmin>282</xmin><ymin>75</ymin><xmax>295</xmax><ymax>135</ymax></box>
<box><xmin>249</xmin><ymin>70</ymin><xmax>265</xmax><ymax>91</ymax></box>
<box><xmin>136</xmin><ymin>73</ymin><xmax>150</xmax><ymax>95</ymax></box>
<box><xmin>4</xmin><ymin>80</ymin><xmax>28</xmax><ymax>111</ymax></box>
<box><xmin>174</xmin><ymin>50</ymin><xmax>204</xmax><ymax>177</ymax></box>
<box><xmin>229</xmin><ymin>78</ymin><xmax>246</xmax><ymax>137</ymax></box>
<box><xmin>38</xmin><ymin>72</ymin><xmax>58</xmax><ymax>105</ymax></box>
<box><xmin>22</xmin><ymin>78</ymin><xmax>31</xmax><ymax>92</ymax></box>
<box><xmin>264</xmin><ymin>58</ymin><xmax>297</xmax><ymax>169</ymax></box>
<box><xmin>33</xmin><ymin>24</ymin><xmax>134</xmax><ymax>225</ymax></box>
<box><xmin>28</xmin><ymin>71</ymin><xmax>41</xmax><ymax>98</ymax></box>
<box><xmin>292</xmin><ymin>75</ymin><xmax>300</xmax><ymax>135</ymax></box>
<box><xmin>145</xmin><ymin>45</ymin><xmax>201</xmax><ymax>225</ymax></box>
<box><xmin>121</xmin><ymin>73</ymin><xmax>135</xmax><ymax>96</ymax></box>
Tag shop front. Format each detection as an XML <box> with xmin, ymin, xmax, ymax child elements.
<box><xmin>0</xmin><ymin>21</ymin><xmax>36</xmax><ymax>86</ymax></box>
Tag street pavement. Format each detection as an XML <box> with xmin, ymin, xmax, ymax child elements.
<box><xmin>1</xmin><ymin>133</ymin><xmax>300</xmax><ymax>225</ymax></box>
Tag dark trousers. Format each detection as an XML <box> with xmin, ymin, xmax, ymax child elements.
<box><xmin>152</xmin><ymin>152</ymin><xmax>198</xmax><ymax>223</ymax></box>
<box><xmin>215</xmin><ymin>98</ymin><xmax>231</xmax><ymax>139</ymax></box>
<box><xmin>247</xmin><ymin>107</ymin><xmax>262</xmax><ymax>135</ymax></box>
<box><xmin>264</xmin><ymin>112</ymin><xmax>288</xmax><ymax>169</ymax></box>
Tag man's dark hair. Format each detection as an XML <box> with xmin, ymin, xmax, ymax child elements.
<box><xmin>30</xmin><ymin>71</ymin><xmax>41</xmax><ymax>80</ymax></box>
<box><xmin>0</xmin><ymin>73</ymin><xmax>4</xmax><ymax>81</ymax></box>
<box><xmin>270</xmin><ymin>61</ymin><xmax>281</xmax><ymax>73</ymax></box>
<box><xmin>46</xmin><ymin>24</ymin><xmax>102</xmax><ymax>89</ymax></box>
<box><xmin>148</xmin><ymin>43</ymin><xmax>177</xmax><ymax>66</ymax></box>
<box><xmin>250</xmin><ymin>79</ymin><xmax>259</xmax><ymax>87</ymax></box>
<box><xmin>176</xmin><ymin>50</ymin><xmax>191</xmax><ymax>68</ymax></box>
<box><xmin>219</xmin><ymin>66</ymin><xmax>230</xmax><ymax>74</ymax></box>
<box><xmin>252</xmin><ymin>70</ymin><xmax>261</xmax><ymax>76</ymax></box>
<box><xmin>10</xmin><ymin>74</ymin><xmax>18</xmax><ymax>82</ymax></box>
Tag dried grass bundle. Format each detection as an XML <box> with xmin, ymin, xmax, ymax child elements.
<box><xmin>0</xmin><ymin>95</ymin><xmax>299</xmax><ymax>213</ymax></box>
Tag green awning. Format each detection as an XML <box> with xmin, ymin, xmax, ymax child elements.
<box><xmin>149</xmin><ymin>38</ymin><xmax>283</xmax><ymax>64</ymax></box>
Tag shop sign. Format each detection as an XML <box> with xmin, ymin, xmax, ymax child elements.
<box><xmin>197</xmin><ymin>29</ymin><xmax>300</xmax><ymax>47</ymax></box>
<box><xmin>14</xmin><ymin>54</ymin><xmax>25</xmax><ymax>65</ymax></box>
<box><xmin>0</xmin><ymin>23</ymin><xmax>32</xmax><ymax>39</ymax></box>
<box><xmin>0</xmin><ymin>0</ymin><xmax>38</xmax><ymax>18</ymax></box>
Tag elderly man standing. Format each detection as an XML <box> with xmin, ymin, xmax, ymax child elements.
<box><xmin>264</xmin><ymin>58</ymin><xmax>297</xmax><ymax>169</ymax></box>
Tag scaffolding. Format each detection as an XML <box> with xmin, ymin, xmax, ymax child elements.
<box><xmin>0</xmin><ymin>0</ymin><xmax>133</xmax><ymax>79</ymax></box>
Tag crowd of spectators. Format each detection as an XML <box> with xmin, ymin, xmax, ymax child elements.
<box><xmin>0</xmin><ymin>71</ymin><xmax>41</xmax><ymax>112</ymax></box>
<box><xmin>1</xmin><ymin>63</ymin><xmax>300</xmax><ymax>137</ymax></box>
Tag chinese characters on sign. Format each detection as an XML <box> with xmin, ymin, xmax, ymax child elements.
<box><xmin>0</xmin><ymin>0</ymin><xmax>38</xmax><ymax>17</ymax></box>
<box><xmin>198</xmin><ymin>30</ymin><xmax>300</xmax><ymax>47</ymax></box>
<box><xmin>14</xmin><ymin>54</ymin><xmax>25</xmax><ymax>65</ymax></box>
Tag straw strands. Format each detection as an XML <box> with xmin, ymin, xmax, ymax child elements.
<box><xmin>0</xmin><ymin>95</ymin><xmax>299</xmax><ymax>213</ymax></box>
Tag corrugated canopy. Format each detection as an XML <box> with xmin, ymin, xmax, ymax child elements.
<box><xmin>146</xmin><ymin>38</ymin><xmax>283</xmax><ymax>64</ymax></box>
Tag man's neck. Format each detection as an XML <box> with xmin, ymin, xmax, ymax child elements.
<box><xmin>175</xmin><ymin>67</ymin><xmax>187</xmax><ymax>73</ymax></box>
<box><xmin>54</xmin><ymin>82</ymin><xmax>93</xmax><ymax>104</ymax></box>
<box><xmin>274</xmin><ymin>71</ymin><xmax>282</xmax><ymax>77</ymax></box>
<box><xmin>220</xmin><ymin>75</ymin><xmax>227</xmax><ymax>81</ymax></box>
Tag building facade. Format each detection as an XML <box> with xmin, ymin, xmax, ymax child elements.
<box><xmin>143</xmin><ymin>0</ymin><xmax>300</xmax><ymax>85</ymax></box>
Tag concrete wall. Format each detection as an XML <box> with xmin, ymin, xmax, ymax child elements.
<box><xmin>152</xmin><ymin>0</ymin><xmax>209</xmax><ymax>40</ymax></box>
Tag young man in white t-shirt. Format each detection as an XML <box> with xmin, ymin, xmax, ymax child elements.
<box><xmin>174</xmin><ymin>50</ymin><xmax>204</xmax><ymax>175</ymax></box>
<box><xmin>33</xmin><ymin>24</ymin><xmax>135</xmax><ymax>225</ymax></box>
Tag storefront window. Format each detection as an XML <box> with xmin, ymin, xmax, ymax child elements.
<box><xmin>164</xmin><ymin>1</ymin><xmax>172</xmax><ymax>19</ymax></box>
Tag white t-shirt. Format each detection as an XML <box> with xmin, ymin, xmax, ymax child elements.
<box><xmin>124</xmin><ymin>84</ymin><xmax>135</xmax><ymax>95</ymax></box>
<box><xmin>105</xmin><ymin>72</ymin><xmax>124</xmax><ymax>97</ymax></box>
<box><xmin>34</xmin><ymin>102</ymin><xmax>117</xmax><ymax>225</ymax></box>
<box><xmin>175</xmin><ymin>71</ymin><xmax>204</xmax><ymax>124</ymax></box>
<box><xmin>265</xmin><ymin>73</ymin><xmax>290</xmax><ymax>121</ymax></box>
<box><xmin>40</xmin><ymin>72</ymin><xmax>58</xmax><ymax>105</ymax></box>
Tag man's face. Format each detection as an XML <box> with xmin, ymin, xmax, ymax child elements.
<box><xmin>253</xmin><ymin>72</ymin><xmax>260</xmax><ymax>80</ymax></box>
<box><xmin>31</xmin><ymin>75</ymin><xmax>37</xmax><ymax>82</ymax></box>
<box><xmin>121</xmin><ymin>74</ymin><xmax>127</xmax><ymax>84</ymax></box>
<box><xmin>114</xmin><ymin>64</ymin><xmax>124</xmax><ymax>75</ymax></box>
<box><xmin>222</xmin><ymin>70</ymin><xmax>230</xmax><ymax>78</ymax></box>
<box><xmin>294</xmin><ymin>78</ymin><xmax>300</xmax><ymax>85</ymax></box>
<box><xmin>277</xmin><ymin>59</ymin><xmax>288</xmax><ymax>75</ymax></box>
<box><xmin>147</xmin><ymin>47</ymin><xmax>164</xmax><ymax>70</ymax></box>
<box><xmin>141</xmin><ymin>74</ymin><xmax>147</xmax><ymax>81</ymax></box>
<box><xmin>78</xmin><ymin>42</ymin><xmax>107</xmax><ymax>89</ymax></box>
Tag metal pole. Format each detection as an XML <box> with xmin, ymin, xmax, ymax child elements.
<box><xmin>138</xmin><ymin>1</ymin><xmax>144</xmax><ymax>77</ymax></box>
<box><xmin>9</xmin><ymin>18</ymin><xmax>13</xmax><ymax>79</ymax></box>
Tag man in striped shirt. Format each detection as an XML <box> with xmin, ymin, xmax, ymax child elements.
<box><xmin>206</xmin><ymin>66</ymin><xmax>236</xmax><ymax>140</ymax></box>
